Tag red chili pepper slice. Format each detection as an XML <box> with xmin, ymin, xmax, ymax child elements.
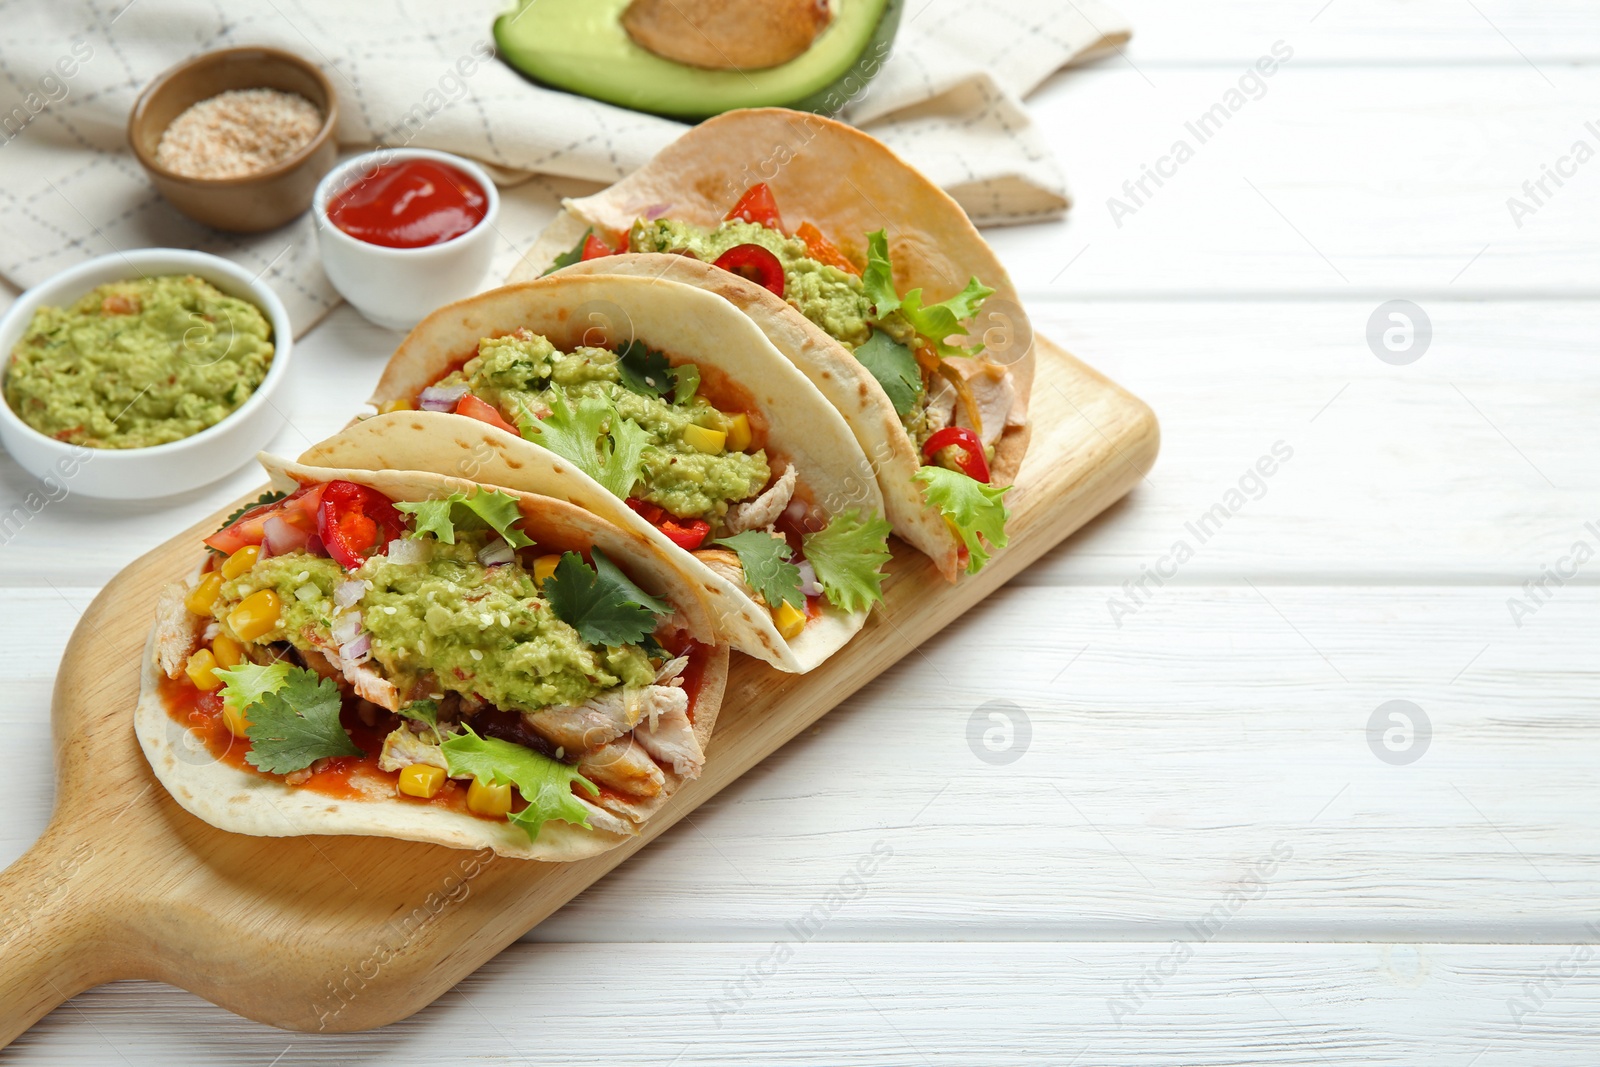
<box><xmin>725</xmin><ymin>183</ymin><xmax>784</xmax><ymax>232</ymax></box>
<box><xmin>318</xmin><ymin>481</ymin><xmax>408</xmax><ymax>570</ymax></box>
<box><xmin>203</xmin><ymin>484</ymin><xmax>325</xmax><ymax>555</ymax></box>
<box><xmin>456</xmin><ymin>393</ymin><xmax>521</xmax><ymax>437</ymax></box>
<box><xmin>922</xmin><ymin>426</ymin><xmax>992</xmax><ymax>484</ymax></box>
<box><xmin>658</xmin><ymin>518</ymin><xmax>710</xmax><ymax>552</ymax></box>
<box><xmin>581</xmin><ymin>232</ymin><xmax>621</xmax><ymax>261</ymax></box>
<box><xmin>796</xmin><ymin>222</ymin><xmax>859</xmax><ymax>275</ymax></box>
<box><xmin>712</xmin><ymin>243</ymin><xmax>786</xmax><ymax>298</ymax></box>
<box><xmin>626</xmin><ymin>497</ymin><xmax>666</xmax><ymax>524</ymax></box>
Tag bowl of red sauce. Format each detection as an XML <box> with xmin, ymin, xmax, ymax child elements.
<box><xmin>312</xmin><ymin>148</ymin><xmax>499</xmax><ymax>330</ymax></box>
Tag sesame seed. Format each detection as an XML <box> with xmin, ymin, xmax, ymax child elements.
<box><xmin>155</xmin><ymin>88</ymin><xmax>323</xmax><ymax>180</ymax></box>
<box><xmin>470</xmin><ymin>649</ymin><xmax>483</xmax><ymax>661</ymax></box>
<box><xmin>384</xmin><ymin>605</ymin><xmax>398</xmax><ymax>615</ymax></box>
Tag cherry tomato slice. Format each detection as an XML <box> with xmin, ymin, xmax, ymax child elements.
<box><xmin>204</xmin><ymin>484</ymin><xmax>325</xmax><ymax>555</ymax></box>
<box><xmin>318</xmin><ymin>481</ymin><xmax>407</xmax><ymax>570</ymax></box>
<box><xmin>658</xmin><ymin>518</ymin><xmax>710</xmax><ymax>552</ymax></box>
<box><xmin>581</xmin><ymin>232</ymin><xmax>620</xmax><ymax>261</ymax></box>
<box><xmin>713</xmin><ymin>243</ymin><xmax>786</xmax><ymax>298</ymax></box>
<box><xmin>922</xmin><ymin>426</ymin><xmax>992</xmax><ymax>483</ymax></box>
<box><xmin>725</xmin><ymin>183</ymin><xmax>784</xmax><ymax>232</ymax></box>
<box><xmin>456</xmin><ymin>393</ymin><xmax>521</xmax><ymax>437</ymax></box>
<box><xmin>796</xmin><ymin>222</ymin><xmax>858</xmax><ymax>275</ymax></box>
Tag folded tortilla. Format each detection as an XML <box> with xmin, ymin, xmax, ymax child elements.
<box><xmin>508</xmin><ymin>108</ymin><xmax>1031</xmax><ymax>581</ymax></box>
<box><xmin>136</xmin><ymin>460</ymin><xmax>730</xmax><ymax>862</ymax></box>
<box><xmin>324</xmin><ymin>272</ymin><xmax>889</xmax><ymax>673</ymax></box>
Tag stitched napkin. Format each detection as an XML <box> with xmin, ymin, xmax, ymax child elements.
<box><xmin>0</xmin><ymin>0</ymin><xmax>1129</xmax><ymax>335</ymax></box>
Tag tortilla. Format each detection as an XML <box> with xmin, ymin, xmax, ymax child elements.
<box><xmin>508</xmin><ymin>108</ymin><xmax>1031</xmax><ymax>580</ymax></box>
<box><xmin>135</xmin><ymin>460</ymin><xmax>730</xmax><ymax>862</ymax></box>
<box><xmin>346</xmin><ymin>272</ymin><xmax>888</xmax><ymax>673</ymax></box>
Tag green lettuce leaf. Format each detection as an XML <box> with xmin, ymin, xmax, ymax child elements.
<box><xmin>672</xmin><ymin>363</ymin><xmax>701</xmax><ymax>405</ymax></box>
<box><xmin>440</xmin><ymin>725</ymin><xmax>599</xmax><ymax>842</ymax></box>
<box><xmin>854</xmin><ymin>329</ymin><xmax>923</xmax><ymax>417</ymax></box>
<box><xmin>544</xmin><ymin>228</ymin><xmax>592</xmax><ymax>276</ymax></box>
<box><xmin>243</xmin><ymin>667</ymin><xmax>363</xmax><ymax>774</ymax></box>
<box><xmin>714</xmin><ymin>530</ymin><xmax>803</xmax><ymax>609</ymax></box>
<box><xmin>800</xmin><ymin>509</ymin><xmax>893</xmax><ymax>614</ymax></box>
<box><xmin>862</xmin><ymin>229</ymin><xmax>900</xmax><ymax>319</ymax></box>
<box><xmin>914</xmin><ymin>465</ymin><xmax>1010</xmax><ymax>575</ymax></box>
<box><xmin>542</xmin><ymin>548</ymin><xmax>670</xmax><ymax>647</ymax></box>
<box><xmin>900</xmin><ymin>278</ymin><xmax>997</xmax><ymax>360</ymax></box>
<box><xmin>214</xmin><ymin>661</ymin><xmax>292</xmax><ymax>711</ymax></box>
<box><xmin>395</xmin><ymin>487</ymin><xmax>535</xmax><ymax>548</ymax></box>
<box><xmin>526</xmin><ymin>392</ymin><xmax>649</xmax><ymax>499</ymax></box>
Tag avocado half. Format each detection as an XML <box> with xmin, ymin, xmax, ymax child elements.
<box><xmin>493</xmin><ymin>0</ymin><xmax>902</xmax><ymax>122</ymax></box>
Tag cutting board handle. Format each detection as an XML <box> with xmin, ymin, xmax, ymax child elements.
<box><xmin>0</xmin><ymin>818</ymin><xmax>118</xmax><ymax>1047</ymax></box>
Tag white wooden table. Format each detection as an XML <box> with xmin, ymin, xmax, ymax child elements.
<box><xmin>5</xmin><ymin>0</ymin><xmax>1600</xmax><ymax>1061</ymax></box>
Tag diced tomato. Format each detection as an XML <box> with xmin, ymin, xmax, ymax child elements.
<box><xmin>203</xmin><ymin>484</ymin><xmax>326</xmax><ymax>555</ymax></box>
<box><xmin>318</xmin><ymin>481</ymin><xmax>408</xmax><ymax>570</ymax></box>
<box><xmin>725</xmin><ymin>183</ymin><xmax>785</xmax><ymax>232</ymax></box>
<box><xmin>712</xmin><ymin>243</ymin><xmax>786</xmax><ymax>298</ymax></box>
<box><xmin>658</xmin><ymin>518</ymin><xmax>710</xmax><ymax>552</ymax></box>
<box><xmin>796</xmin><ymin>222</ymin><xmax>859</xmax><ymax>275</ymax></box>
<box><xmin>581</xmin><ymin>232</ymin><xmax>622</xmax><ymax>261</ymax></box>
<box><xmin>456</xmin><ymin>393</ymin><xmax>521</xmax><ymax>437</ymax></box>
<box><xmin>626</xmin><ymin>497</ymin><xmax>666</xmax><ymax>524</ymax></box>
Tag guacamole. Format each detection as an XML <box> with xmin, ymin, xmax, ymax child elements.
<box><xmin>444</xmin><ymin>332</ymin><xmax>771</xmax><ymax>522</ymax></box>
<box><xmin>4</xmin><ymin>274</ymin><xmax>274</xmax><ymax>449</ymax></box>
<box><xmin>217</xmin><ymin>536</ymin><xmax>654</xmax><ymax>713</ymax></box>
<box><xmin>630</xmin><ymin>218</ymin><xmax>879</xmax><ymax>347</ymax></box>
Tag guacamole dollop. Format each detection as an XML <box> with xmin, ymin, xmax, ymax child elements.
<box><xmin>630</xmin><ymin>218</ymin><xmax>877</xmax><ymax>348</ymax></box>
<box><xmin>217</xmin><ymin>537</ymin><xmax>655</xmax><ymax>713</ymax></box>
<box><xmin>444</xmin><ymin>332</ymin><xmax>771</xmax><ymax>523</ymax></box>
<box><xmin>4</xmin><ymin>274</ymin><xmax>274</xmax><ymax>449</ymax></box>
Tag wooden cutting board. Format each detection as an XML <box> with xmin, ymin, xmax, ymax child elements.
<box><xmin>0</xmin><ymin>335</ymin><xmax>1156</xmax><ymax>1045</ymax></box>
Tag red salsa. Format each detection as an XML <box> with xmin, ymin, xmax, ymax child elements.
<box><xmin>326</xmin><ymin>158</ymin><xmax>488</xmax><ymax>249</ymax></box>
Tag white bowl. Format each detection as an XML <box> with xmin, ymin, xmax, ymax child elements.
<box><xmin>0</xmin><ymin>249</ymin><xmax>293</xmax><ymax>500</ymax></box>
<box><xmin>312</xmin><ymin>148</ymin><xmax>500</xmax><ymax>330</ymax></box>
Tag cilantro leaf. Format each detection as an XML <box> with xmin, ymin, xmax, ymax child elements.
<box><xmin>207</xmin><ymin>489</ymin><xmax>288</xmax><ymax>555</ymax></box>
<box><xmin>214</xmin><ymin>661</ymin><xmax>292</xmax><ymax>711</ymax></box>
<box><xmin>914</xmin><ymin>465</ymin><xmax>1010</xmax><ymax>575</ymax></box>
<box><xmin>800</xmin><ymin>509</ymin><xmax>893</xmax><ymax>613</ymax></box>
<box><xmin>243</xmin><ymin>667</ymin><xmax>362</xmax><ymax>774</ymax></box>
<box><xmin>862</xmin><ymin>229</ymin><xmax>900</xmax><ymax>319</ymax></box>
<box><xmin>714</xmin><ymin>530</ymin><xmax>803</xmax><ymax>609</ymax></box>
<box><xmin>544</xmin><ymin>227</ymin><xmax>593</xmax><ymax>276</ymax></box>
<box><xmin>616</xmin><ymin>340</ymin><xmax>674</xmax><ymax>399</ymax></box>
<box><xmin>399</xmin><ymin>698</ymin><xmax>442</xmax><ymax>743</ymax></box>
<box><xmin>526</xmin><ymin>392</ymin><xmax>649</xmax><ymax>499</ymax></box>
<box><xmin>854</xmin><ymin>329</ymin><xmax>923</xmax><ymax>418</ymax></box>
<box><xmin>395</xmin><ymin>488</ymin><xmax>535</xmax><ymax>548</ymax></box>
<box><xmin>900</xmin><ymin>277</ymin><xmax>997</xmax><ymax>360</ymax></box>
<box><xmin>542</xmin><ymin>548</ymin><xmax>669</xmax><ymax>647</ymax></box>
<box><xmin>672</xmin><ymin>363</ymin><xmax>701</xmax><ymax>405</ymax></box>
<box><xmin>441</xmin><ymin>724</ymin><xmax>599</xmax><ymax>841</ymax></box>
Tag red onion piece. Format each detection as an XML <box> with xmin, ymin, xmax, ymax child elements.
<box><xmin>331</xmin><ymin>611</ymin><xmax>363</xmax><ymax>647</ymax></box>
<box><xmin>796</xmin><ymin>559</ymin><xmax>821</xmax><ymax>598</ymax></box>
<box><xmin>419</xmin><ymin>383</ymin><xmax>468</xmax><ymax>412</ymax></box>
<box><xmin>334</xmin><ymin>580</ymin><xmax>365</xmax><ymax>610</ymax></box>
<box><xmin>386</xmin><ymin>538</ymin><xmax>429</xmax><ymax>565</ymax></box>
<box><xmin>263</xmin><ymin>515</ymin><xmax>311</xmax><ymax>556</ymax></box>
<box><xmin>477</xmin><ymin>539</ymin><xmax>515</xmax><ymax>567</ymax></box>
<box><xmin>340</xmin><ymin>632</ymin><xmax>372</xmax><ymax>664</ymax></box>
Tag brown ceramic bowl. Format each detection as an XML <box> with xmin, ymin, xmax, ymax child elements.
<box><xmin>128</xmin><ymin>47</ymin><xmax>339</xmax><ymax>233</ymax></box>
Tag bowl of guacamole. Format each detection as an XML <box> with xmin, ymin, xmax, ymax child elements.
<box><xmin>0</xmin><ymin>249</ymin><xmax>294</xmax><ymax>500</ymax></box>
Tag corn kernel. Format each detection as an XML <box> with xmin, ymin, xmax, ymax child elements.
<box><xmin>222</xmin><ymin>701</ymin><xmax>251</xmax><ymax>738</ymax></box>
<box><xmin>211</xmin><ymin>633</ymin><xmax>244</xmax><ymax>669</ymax></box>
<box><xmin>724</xmin><ymin>413</ymin><xmax>752</xmax><ymax>453</ymax></box>
<box><xmin>185</xmin><ymin>572</ymin><xmax>224</xmax><ymax>616</ymax></box>
<box><xmin>228</xmin><ymin>589</ymin><xmax>283</xmax><ymax>642</ymax></box>
<box><xmin>467</xmin><ymin>776</ymin><xmax>512</xmax><ymax>817</ymax></box>
<box><xmin>221</xmin><ymin>545</ymin><xmax>260</xmax><ymax>580</ymax></box>
<box><xmin>185</xmin><ymin>648</ymin><xmax>223</xmax><ymax>691</ymax></box>
<box><xmin>681</xmin><ymin>423</ymin><xmax>726</xmax><ymax>454</ymax></box>
<box><xmin>399</xmin><ymin>764</ymin><xmax>447</xmax><ymax>799</ymax></box>
<box><xmin>532</xmin><ymin>554</ymin><xmax>561</xmax><ymax>588</ymax></box>
<box><xmin>379</xmin><ymin>398</ymin><xmax>413</xmax><ymax>414</ymax></box>
<box><xmin>773</xmin><ymin>599</ymin><xmax>806</xmax><ymax>640</ymax></box>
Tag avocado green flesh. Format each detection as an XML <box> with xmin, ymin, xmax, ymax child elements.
<box><xmin>494</xmin><ymin>0</ymin><xmax>899</xmax><ymax>121</ymax></box>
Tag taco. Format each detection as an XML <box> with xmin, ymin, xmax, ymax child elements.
<box><xmin>324</xmin><ymin>272</ymin><xmax>893</xmax><ymax>673</ymax></box>
<box><xmin>136</xmin><ymin>458</ymin><xmax>729</xmax><ymax>861</ymax></box>
<box><xmin>511</xmin><ymin>107</ymin><xmax>1025</xmax><ymax>581</ymax></box>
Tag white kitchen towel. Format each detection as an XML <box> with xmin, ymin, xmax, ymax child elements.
<box><xmin>0</xmin><ymin>0</ymin><xmax>1129</xmax><ymax>335</ymax></box>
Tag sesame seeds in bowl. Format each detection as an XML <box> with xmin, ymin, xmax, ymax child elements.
<box><xmin>155</xmin><ymin>88</ymin><xmax>324</xmax><ymax>181</ymax></box>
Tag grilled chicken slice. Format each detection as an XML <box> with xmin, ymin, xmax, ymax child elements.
<box><xmin>635</xmin><ymin>702</ymin><xmax>703</xmax><ymax>778</ymax></box>
<box><xmin>726</xmin><ymin>465</ymin><xmax>797</xmax><ymax>534</ymax></box>
<box><xmin>377</xmin><ymin>726</ymin><xmax>447</xmax><ymax>773</ymax></box>
<box><xmin>579</xmin><ymin>737</ymin><xmax>666</xmax><ymax>798</ymax></box>
<box><xmin>153</xmin><ymin>582</ymin><xmax>204</xmax><ymax>679</ymax></box>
